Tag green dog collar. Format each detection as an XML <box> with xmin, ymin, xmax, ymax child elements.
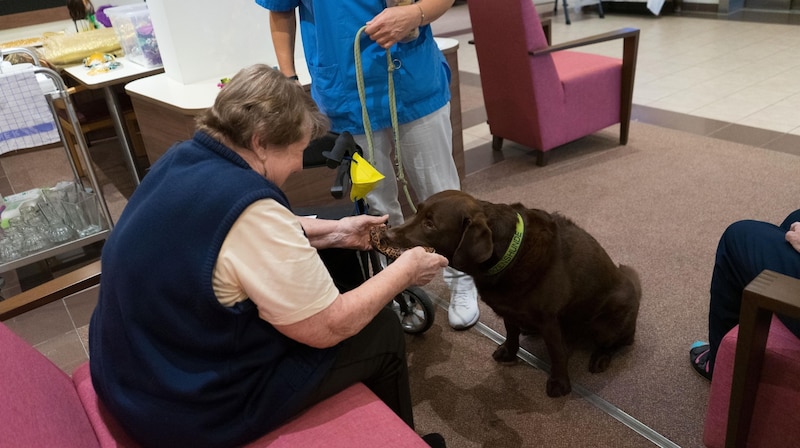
<box><xmin>486</xmin><ymin>213</ymin><xmax>524</xmax><ymax>276</ymax></box>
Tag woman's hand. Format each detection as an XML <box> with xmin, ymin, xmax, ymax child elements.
<box><xmin>364</xmin><ymin>5</ymin><xmax>419</xmax><ymax>49</ymax></box>
<box><xmin>786</xmin><ymin>222</ymin><xmax>800</xmax><ymax>253</ymax></box>
<box><xmin>298</xmin><ymin>214</ymin><xmax>387</xmax><ymax>250</ymax></box>
<box><xmin>335</xmin><ymin>214</ymin><xmax>389</xmax><ymax>251</ymax></box>
<box><xmin>393</xmin><ymin>246</ymin><xmax>449</xmax><ymax>286</ymax></box>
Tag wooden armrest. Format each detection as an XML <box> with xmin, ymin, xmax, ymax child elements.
<box><xmin>529</xmin><ymin>27</ymin><xmax>639</xmax><ymax>56</ymax></box>
<box><xmin>726</xmin><ymin>270</ymin><xmax>800</xmax><ymax>448</ymax></box>
<box><xmin>0</xmin><ymin>260</ymin><xmax>101</xmax><ymax>321</ymax></box>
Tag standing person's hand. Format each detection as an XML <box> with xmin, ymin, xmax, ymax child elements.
<box><xmin>365</xmin><ymin>5</ymin><xmax>420</xmax><ymax>48</ymax></box>
<box><xmin>786</xmin><ymin>222</ymin><xmax>800</xmax><ymax>253</ymax></box>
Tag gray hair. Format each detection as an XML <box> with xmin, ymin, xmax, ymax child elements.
<box><xmin>196</xmin><ymin>64</ymin><xmax>328</xmax><ymax>150</ymax></box>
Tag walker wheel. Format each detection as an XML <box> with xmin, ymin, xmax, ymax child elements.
<box><xmin>393</xmin><ymin>286</ymin><xmax>435</xmax><ymax>334</ymax></box>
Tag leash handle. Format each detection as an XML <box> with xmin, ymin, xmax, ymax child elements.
<box><xmin>353</xmin><ymin>26</ymin><xmax>417</xmax><ymax>213</ymax></box>
<box><xmin>354</xmin><ymin>26</ymin><xmax>375</xmax><ymax>165</ymax></box>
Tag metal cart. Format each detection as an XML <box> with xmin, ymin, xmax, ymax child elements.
<box><xmin>0</xmin><ymin>47</ymin><xmax>112</xmax><ymax>307</ymax></box>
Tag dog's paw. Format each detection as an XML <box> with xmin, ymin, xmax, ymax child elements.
<box><xmin>492</xmin><ymin>345</ymin><xmax>518</xmax><ymax>364</ymax></box>
<box><xmin>546</xmin><ymin>377</ymin><xmax>572</xmax><ymax>397</ymax></box>
<box><xmin>589</xmin><ymin>351</ymin><xmax>612</xmax><ymax>373</ymax></box>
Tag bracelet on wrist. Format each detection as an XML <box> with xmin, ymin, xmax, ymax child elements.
<box><xmin>415</xmin><ymin>3</ymin><xmax>425</xmax><ymax>26</ymax></box>
<box><xmin>287</xmin><ymin>74</ymin><xmax>299</xmax><ymax>81</ymax></box>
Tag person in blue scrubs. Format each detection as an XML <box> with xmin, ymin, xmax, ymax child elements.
<box><xmin>258</xmin><ymin>0</ymin><xmax>480</xmax><ymax>331</ymax></box>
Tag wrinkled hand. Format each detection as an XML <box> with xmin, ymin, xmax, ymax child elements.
<box><xmin>396</xmin><ymin>246</ymin><xmax>449</xmax><ymax>286</ymax></box>
<box><xmin>336</xmin><ymin>215</ymin><xmax>388</xmax><ymax>251</ymax></box>
<box><xmin>365</xmin><ymin>5</ymin><xmax>418</xmax><ymax>49</ymax></box>
<box><xmin>787</xmin><ymin>222</ymin><xmax>800</xmax><ymax>253</ymax></box>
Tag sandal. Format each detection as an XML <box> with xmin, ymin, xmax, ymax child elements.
<box><xmin>689</xmin><ymin>340</ymin><xmax>712</xmax><ymax>381</ymax></box>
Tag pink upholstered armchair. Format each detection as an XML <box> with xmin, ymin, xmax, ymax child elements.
<box><xmin>0</xmin><ymin>263</ymin><xmax>428</xmax><ymax>447</ymax></box>
<box><xmin>703</xmin><ymin>270</ymin><xmax>800</xmax><ymax>448</ymax></box>
<box><xmin>466</xmin><ymin>0</ymin><xmax>639</xmax><ymax>166</ymax></box>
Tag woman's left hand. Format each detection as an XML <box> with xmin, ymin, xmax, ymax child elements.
<box><xmin>337</xmin><ymin>214</ymin><xmax>389</xmax><ymax>250</ymax></box>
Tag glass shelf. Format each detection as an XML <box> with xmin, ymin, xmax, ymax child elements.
<box><xmin>0</xmin><ymin>229</ymin><xmax>108</xmax><ymax>274</ymax></box>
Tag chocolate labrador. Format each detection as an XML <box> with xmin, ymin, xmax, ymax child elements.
<box><xmin>379</xmin><ymin>190</ymin><xmax>641</xmax><ymax>397</ymax></box>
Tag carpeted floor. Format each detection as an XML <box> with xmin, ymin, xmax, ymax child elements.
<box><xmin>405</xmin><ymin>121</ymin><xmax>800</xmax><ymax>448</ymax></box>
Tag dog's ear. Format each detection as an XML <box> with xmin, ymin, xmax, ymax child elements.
<box><xmin>452</xmin><ymin>214</ymin><xmax>493</xmax><ymax>270</ymax></box>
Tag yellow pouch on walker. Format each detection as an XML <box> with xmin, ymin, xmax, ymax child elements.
<box><xmin>350</xmin><ymin>153</ymin><xmax>384</xmax><ymax>201</ymax></box>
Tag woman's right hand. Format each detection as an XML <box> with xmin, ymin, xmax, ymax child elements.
<box><xmin>786</xmin><ymin>222</ymin><xmax>800</xmax><ymax>253</ymax></box>
<box><xmin>396</xmin><ymin>246</ymin><xmax>449</xmax><ymax>286</ymax></box>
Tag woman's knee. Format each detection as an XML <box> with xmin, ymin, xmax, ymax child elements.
<box><xmin>372</xmin><ymin>306</ymin><xmax>405</xmax><ymax>353</ymax></box>
<box><xmin>719</xmin><ymin>220</ymin><xmax>776</xmax><ymax>252</ymax></box>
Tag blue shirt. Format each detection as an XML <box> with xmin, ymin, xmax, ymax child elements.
<box><xmin>257</xmin><ymin>0</ymin><xmax>451</xmax><ymax>134</ymax></box>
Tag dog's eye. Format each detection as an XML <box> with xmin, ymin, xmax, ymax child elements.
<box><xmin>423</xmin><ymin>219</ymin><xmax>436</xmax><ymax>230</ymax></box>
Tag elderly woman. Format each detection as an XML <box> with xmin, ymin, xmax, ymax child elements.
<box><xmin>89</xmin><ymin>64</ymin><xmax>448</xmax><ymax>448</ymax></box>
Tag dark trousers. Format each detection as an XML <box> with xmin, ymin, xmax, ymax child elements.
<box><xmin>296</xmin><ymin>249</ymin><xmax>414</xmax><ymax>428</ymax></box>
<box><xmin>297</xmin><ymin>307</ymin><xmax>414</xmax><ymax>427</ymax></box>
<box><xmin>707</xmin><ymin>209</ymin><xmax>800</xmax><ymax>375</ymax></box>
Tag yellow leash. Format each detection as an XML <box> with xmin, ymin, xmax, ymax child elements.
<box><xmin>354</xmin><ymin>26</ymin><xmax>417</xmax><ymax>213</ymax></box>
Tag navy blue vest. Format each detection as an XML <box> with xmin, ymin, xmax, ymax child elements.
<box><xmin>89</xmin><ymin>132</ymin><xmax>337</xmax><ymax>448</ymax></box>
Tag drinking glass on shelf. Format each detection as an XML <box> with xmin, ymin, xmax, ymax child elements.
<box><xmin>20</xmin><ymin>226</ymin><xmax>51</xmax><ymax>254</ymax></box>
<box><xmin>62</xmin><ymin>190</ymin><xmax>103</xmax><ymax>238</ymax></box>
<box><xmin>0</xmin><ymin>238</ymin><xmax>22</xmax><ymax>263</ymax></box>
<box><xmin>4</xmin><ymin>217</ymin><xmax>27</xmax><ymax>256</ymax></box>
<box><xmin>39</xmin><ymin>192</ymin><xmax>76</xmax><ymax>244</ymax></box>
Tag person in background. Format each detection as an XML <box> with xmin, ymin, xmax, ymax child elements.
<box><xmin>690</xmin><ymin>209</ymin><xmax>800</xmax><ymax>380</ymax></box>
<box><xmin>89</xmin><ymin>64</ymin><xmax>448</xmax><ymax>448</ymax></box>
<box><xmin>66</xmin><ymin>0</ymin><xmax>102</xmax><ymax>31</ymax></box>
<box><xmin>258</xmin><ymin>0</ymin><xmax>481</xmax><ymax>331</ymax></box>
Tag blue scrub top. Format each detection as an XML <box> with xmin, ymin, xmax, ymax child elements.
<box><xmin>257</xmin><ymin>0</ymin><xmax>451</xmax><ymax>134</ymax></box>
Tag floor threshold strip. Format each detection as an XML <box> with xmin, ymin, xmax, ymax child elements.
<box><xmin>431</xmin><ymin>297</ymin><xmax>681</xmax><ymax>448</ymax></box>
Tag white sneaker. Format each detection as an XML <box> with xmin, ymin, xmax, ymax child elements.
<box><xmin>448</xmin><ymin>285</ymin><xmax>479</xmax><ymax>330</ymax></box>
<box><xmin>443</xmin><ymin>268</ymin><xmax>479</xmax><ymax>330</ymax></box>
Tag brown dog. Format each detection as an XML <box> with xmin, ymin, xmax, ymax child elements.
<box><xmin>380</xmin><ymin>190</ymin><xmax>641</xmax><ymax>397</ymax></box>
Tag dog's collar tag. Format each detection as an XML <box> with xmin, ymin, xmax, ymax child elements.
<box><xmin>486</xmin><ymin>213</ymin><xmax>524</xmax><ymax>276</ymax></box>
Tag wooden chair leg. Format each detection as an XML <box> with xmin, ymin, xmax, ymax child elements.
<box><xmin>536</xmin><ymin>150</ymin><xmax>549</xmax><ymax>167</ymax></box>
<box><xmin>619</xmin><ymin>32</ymin><xmax>638</xmax><ymax>146</ymax></box>
<box><xmin>125</xmin><ymin>116</ymin><xmax>147</xmax><ymax>160</ymax></box>
<box><xmin>63</xmin><ymin>130</ymin><xmax>86</xmax><ymax>178</ymax></box>
<box><xmin>620</xmin><ymin>119</ymin><xmax>631</xmax><ymax>145</ymax></box>
<box><xmin>491</xmin><ymin>136</ymin><xmax>504</xmax><ymax>151</ymax></box>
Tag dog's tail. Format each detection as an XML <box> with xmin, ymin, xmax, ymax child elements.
<box><xmin>618</xmin><ymin>264</ymin><xmax>642</xmax><ymax>303</ymax></box>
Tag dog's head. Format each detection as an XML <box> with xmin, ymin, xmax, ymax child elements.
<box><xmin>382</xmin><ymin>190</ymin><xmax>494</xmax><ymax>271</ymax></box>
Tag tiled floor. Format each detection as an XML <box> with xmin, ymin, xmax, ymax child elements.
<box><xmin>436</xmin><ymin>3</ymin><xmax>800</xmax><ymax>150</ymax></box>
<box><xmin>1</xmin><ymin>2</ymin><xmax>799</xmax><ymax>374</ymax></box>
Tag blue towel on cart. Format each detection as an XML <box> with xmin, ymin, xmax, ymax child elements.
<box><xmin>0</xmin><ymin>68</ymin><xmax>60</xmax><ymax>154</ymax></box>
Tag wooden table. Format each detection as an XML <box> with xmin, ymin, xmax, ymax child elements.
<box><xmin>63</xmin><ymin>57</ymin><xmax>164</xmax><ymax>186</ymax></box>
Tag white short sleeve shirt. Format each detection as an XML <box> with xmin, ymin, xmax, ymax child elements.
<box><xmin>212</xmin><ymin>199</ymin><xmax>339</xmax><ymax>326</ymax></box>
